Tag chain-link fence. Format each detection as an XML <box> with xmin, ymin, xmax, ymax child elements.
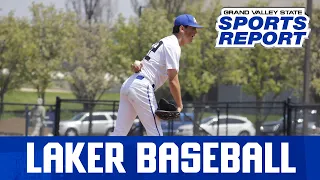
<box><xmin>0</xmin><ymin>102</ymin><xmax>55</xmax><ymax>136</ymax></box>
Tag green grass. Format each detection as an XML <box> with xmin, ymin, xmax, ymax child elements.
<box><xmin>2</xmin><ymin>91</ymin><xmax>284</xmax><ymax>123</ymax></box>
<box><xmin>2</xmin><ymin>90</ymin><xmax>120</xmax><ymax>111</ymax></box>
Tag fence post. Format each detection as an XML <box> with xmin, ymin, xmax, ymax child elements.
<box><xmin>226</xmin><ymin>103</ymin><xmax>229</xmax><ymax>136</ymax></box>
<box><xmin>293</xmin><ymin>107</ymin><xmax>298</xmax><ymax>135</ymax></box>
<box><xmin>112</xmin><ymin>101</ymin><xmax>116</xmax><ymax>129</ymax></box>
<box><xmin>54</xmin><ymin>96</ymin><xmax>61</xmax><ymax>136</ymax></box>
<box><xmin>282</xmin><ymin>100</ymin><xmax>287</xmax><ymax>136</ymax></box>
<box><xmin>25</xmin><ymin>105</ymin><xmax>29</xmax><ymax>136</ymax></box>
<box><xmin>287</xmin><ymin>97</ymin><xmax>292</xmax><ymax>136</ymax></box>
<box><xmin>88</xmin><ymin>103</ymin><xmax>93</xmax><ymax>136</ymax></box>
<box><xmin>216</xmin><ymin>108</ymin><xmax>220</xmax><ymax>136</ymax></box>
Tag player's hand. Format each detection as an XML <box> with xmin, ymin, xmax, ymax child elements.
<box><xmin>131</xmin><ymin>63</ymin><xmax>143</xmax><ymax>73</ymax></box>
<box><xmin>177</xmin><ymin>106</ymin><xmax>183</xmax><ymax>113</ymax></box>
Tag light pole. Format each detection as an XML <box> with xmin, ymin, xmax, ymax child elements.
<box><xmin>303</xmin><ymin>0</ymin><xmax>312</xmax><ymax>135</ymax></box>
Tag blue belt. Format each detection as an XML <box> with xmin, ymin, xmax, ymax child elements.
<box><xmin>136</xmin><ymin>75</ymin><xmax>155</xmax><ymax>89</ymax></box>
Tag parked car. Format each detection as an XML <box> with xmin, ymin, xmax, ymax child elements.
<box><xmin>59</xmin><ymin>112</ymin><xmax>139</xmax><ymax>136</ymax></box>
<box><xmin>128</xmin><ymin>112</ymin><xmax>195</xmax><ymax>136</ymax></box>
<box><xmin>175</xmin><ymin>115</ymin><xmax>256</xmax><ymax>136</ymax></box>
<box><xmin>259</xmin><ymin>117</ymin><xmax>287</xmax><ymax>136</ymax></box>
<box><xmin>161</xmin><ymin>112</ymin><xmax>195</xmax><ymax>136</ymax></box>
<box><xmin>260</xmin><ymin>110</ymin><xmax>320</xmax><ymax>136</ymax></box>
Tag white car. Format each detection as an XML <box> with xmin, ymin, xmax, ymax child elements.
<box><xmin>175</xmin><ymin>115</ymin><xmax>256</xmax><ymax>136</ymax></box>
<box><xmin>59</xmin><ymin>112</ymin><xmax>139</xmax><ymax>136</ymax></box>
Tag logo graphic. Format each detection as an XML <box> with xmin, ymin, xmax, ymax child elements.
<box><xmin>215</xmin><ymin>8</ymin><xmax>311</xmax><ymax>48</ymax></box>
<box><xmin>194</xmin><ymin>17</ymin><xmax>197</xmax><ymax>23</ymax></box>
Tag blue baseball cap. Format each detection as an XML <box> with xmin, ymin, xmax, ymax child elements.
<box><xmin>174</xmin><ymin>14</ymin><xmax>203</xmax><ymax>28</ymax></box>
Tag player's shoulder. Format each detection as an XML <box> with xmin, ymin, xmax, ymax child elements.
<box><xmin>160</xmin><ymin>34</ymin><xmax>180</xmax><ymax>48</ymax></box>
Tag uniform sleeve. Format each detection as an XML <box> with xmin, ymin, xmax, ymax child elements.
<box><xmin>163</xmin><ymin>43</ymin><xmax>180</xmax><ymax>71</ymax></box>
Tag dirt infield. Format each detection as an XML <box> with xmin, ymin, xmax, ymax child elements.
<box><xmin>0</xmin><ymin>118</ymin><xmax>53</xmax><ymax>136</ymax></box>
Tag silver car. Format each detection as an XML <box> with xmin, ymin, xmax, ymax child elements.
<box><xmin>176</xmin><ymin>115</ymin><xmax>256</xmax><ymax>136</ymax></box>
<box><xmin>59</xmin><ymin>111</ymin><xmax>139</xmax><ymax>136</ymax></box>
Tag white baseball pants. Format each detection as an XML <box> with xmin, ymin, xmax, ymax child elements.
<box><xmin>111</xmin><ymin>74</ymin><xmax>163</xmax><ymax>136</ymax></box>
<box><xmin>31</xmin><ymin>118</ymin><xmax>43</xmax><ymax>136</ymax></box>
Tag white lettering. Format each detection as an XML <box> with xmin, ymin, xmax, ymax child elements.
<box><xmin>137</xmin><ymin>143</ymin><xmax>156</xmax><ymax>173</ymax></box>
<box><xmin>88</xmin><ymin>143</ymin><xmax>103</xmax><ymax>173</ymax></box>
<box><xmin>281</xmin><ymin>143</ymin><xmax>296</xmax><ymax>173</ymax></box>
<box><xmin>159</xmin><ymin>143</ymin><xmax>179</xmax><ymax>173</ymax></box>
<box><xmin>181</xmin><ymin>143</ymin><xmax>200</xmax><ymax>173</ymax></box>
<box><xmin>105</xmin><ymin>143</ymin><xmax>126</xmax><ymax>173</ymax></box>
<box><xmin>27</xmin><ymin>143</ymin><xmax>42</xmax><ymax>173</ymax></box>
<box><xmin>65</xmin><ymin>142</ymin><xmax>86</xmax><ymax>173</ymax></box>
<box><xmin>221</xmin><ymin>143</ymin><xmax>240</xmax><ymax>173</ymax></box>
<box><xmin>265</xmin><ymin>143</ymin><xmax>280</xmax><ymax>173</ymax></box>
<box><xmin>43</xmin><ymin>143</ymin><xmax>63</xmax><ymax>173</ymax></box>
<box><xmin>242</xmin><ymin>143</ymin><xmax>262</xmax><ymax>173</ymax></box>
<box><xmin>203</xmin><ymin>143</ymin><xmax>219</xmax><ymax>173</ymax></box>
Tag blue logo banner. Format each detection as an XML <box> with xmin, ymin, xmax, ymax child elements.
<box><xmin>0</xmin><ymin>136</ymin><xmax>319</xmax><ymax>180</ymax></box>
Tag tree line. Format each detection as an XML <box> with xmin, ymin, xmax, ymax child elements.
<box><xmin>1</xmin><ymin>0</ymin><xmax>320</xmax><ymax>115</ymax></box>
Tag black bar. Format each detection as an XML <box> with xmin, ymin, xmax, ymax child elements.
<box><xmin>282</xmin><ymin>100</ymin><xmax>287</xmax><ymax>136</ymax></box>
<box><xmin>226</xmin><ymin>103</ymin><xmax>229</xmax><ymax>136</ymax></box>
<box><xmin>293</xmin><ymin>107</ymin><xmax>297</xmax><ymax>135</ymax></box>
<box><xmin>25</xmin><ymin>105</ymin><xmax>29</xmax><ymax>136</ymax></box>
<box><xmin>112</xmin><ymin>101</ymin><xmax>116</xmax><ymax>130</ymax></box>
<box><xmin>190</xmin><ymin>105</ymin><xmax>284</xmax><ymax>109</ymax></box>
<box><xmin>284</xmin><ymin>104</ymin><xmax>320</xmax><ymax>108</ymax></box>
<box><xmin>287</xmin><ymin>98</ymin><xmax>292</xmax><ymax>136</ymax></box>
<box><xmin>60</xmin><ymin>99</ymin><xmax>120</xmax><ymax>103</ymax></box>
<box><xmin>216</xmin><ymin>108</ymin><xmax>220</xmax><ymax>136</ymax></box>
<box><xmin>186</xmin><ymin>101</ymin><xmax>284</xmax><ymax>105</ymax></box>
<box><xmin>1</xmin><ymin>102</ymin><xmax>55</xmax><ymax>106</ymax></box>
<box><xmin>54</xmin><ymin>96</ymin><xmax>61</xmax><ymax>136</ymax></box>
<box><xmin>88</xmin><ymin>105</ymin><xmax>93</xmax><ymax>136</ymax></box>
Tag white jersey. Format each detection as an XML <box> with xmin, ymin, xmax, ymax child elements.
<box><xmin>139</xmin><ymin>35</ymin><xmax>181</xmax><ymax>90</ymax></box>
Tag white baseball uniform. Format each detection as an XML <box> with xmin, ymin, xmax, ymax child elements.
<box><xmin>111</xmin><ymin>34</ymin><xmax>181</xmax><ymax>136</ymax></box>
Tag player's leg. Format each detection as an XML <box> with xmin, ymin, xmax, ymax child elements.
<box><xmin>31</xmin><ymin>118</ymin><xmax>41</xmax><ymax>136</ymax></box>
<box><xmin>131</xmin><ymin>84</ymin><xmax>163</xmax><ymax>136</ymax></box>
<box><xmin>111</xmin><ymin>94</ymin><xmax>137</xmax><ymax>136</ymax></box>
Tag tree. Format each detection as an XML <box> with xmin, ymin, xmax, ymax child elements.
<box><xmin>111</xmin><ymin>8</ymin><xmax>172</xmax><ymax>80</ymax></box>
<box><xmin>65</xmin><ymin>0</ymin><xmax>117</xmax><ymax>25</ymax></box>
<box><xmin>26</xmin><ymin>2</ymin><xmax>74</xmax><ymax>104</ymax></box>
<box><xmin>62</xmin><ymin>21</ymin><xmax>117</xmax><ymax>111</ymax></box>
<box><xmin>132</xmin><ymin>0</ymin><xmax>198</xmax><ymax>21</ymax></box>
<box><xmin>0</xmin><ymin>13</ymin><xmax>34</xmax><ymax>116</ymax></box>
<box><xmin>110</xmin><ymin>14</ymin><xmax>139</xmax><ymax>81</ymax></box>
<box><xmin>231</xmin><ymin>0</ymin><xmax>303</xmax><ymax>134</ymax></box>
<box><xmin>309</xmin><ymin>8</ymin><xmax>320</xmax><ymax>103</ymax></box>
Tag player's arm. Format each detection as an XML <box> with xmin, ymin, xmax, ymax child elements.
<box><xmin>167</xmin><ymin>69</ymin><xmax>183</xmax><ymax>112</ymax></box>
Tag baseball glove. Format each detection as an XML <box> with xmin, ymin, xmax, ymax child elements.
<box><xmin>155</xmin><ymin>98</ymin><xmax>180</xmax><ymax>120</ymax></box>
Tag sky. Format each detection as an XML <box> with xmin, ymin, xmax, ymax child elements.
<box><xmin>0</xmin><ymin>0</ymin><xmax>316</xmax><ymax>22</ymax></box>
<box><xmin>0</xmin><ymin>0</ymin><xmax>148</xmax><ymax>20</ymax></box>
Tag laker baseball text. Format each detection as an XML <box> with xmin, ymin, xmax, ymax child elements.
<box><xmin>26</xmin><ymin>142</ymin><xmax>296</xmax><ymax>174</ymax></box>
<box><xmin>215</xmin><ymin>8</ymin><xmax>311</xmax><ymax>48</ymax></box>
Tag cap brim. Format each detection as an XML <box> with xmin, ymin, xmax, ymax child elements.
<box><xmin>189</xmin><ymin>24</ymin><xmax>203</xmax><ymax>28</ymax></box>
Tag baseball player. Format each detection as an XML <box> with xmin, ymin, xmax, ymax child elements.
<box><xmin>30</xmin><ymin>98</ymin><xmax>46</xmax><ymax>136</ymax></box>
<box><xmin>111</xmin><ymin>14</ymin><xmax>203</xmax><ymax>136</ymax></box>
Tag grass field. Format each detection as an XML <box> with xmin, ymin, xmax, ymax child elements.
<box><xmin>2</xmin><ymin>91</ymin><xmax>282</xmax><ymax>122</ymax></box>
<box><xmin>3</xmin><ymin>90</ymin><xmax>120</xmax><ymax>111</ymax></box>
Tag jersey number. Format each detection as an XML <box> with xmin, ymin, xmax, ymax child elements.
<box><xmin>144</xmin><ymin>41</ymin><xmax>163</xmax><ymax>61</ymax></box>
